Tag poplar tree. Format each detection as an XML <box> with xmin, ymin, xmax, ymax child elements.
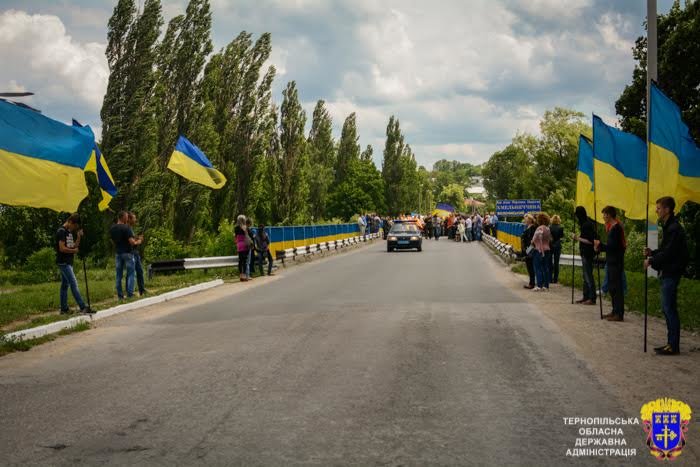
<box><xmin>335</xmin><ymin>113</ymin><xmax>360</xmax><ymax>185</ymax></box>
<box><xmin>307</xmin><ymin>100</ymin><xmax>336</xmax><ymax>220</ymax></box>
<box><xmin>275</xmin><ymin>81</ymin><xmax>308</xmax><ymax>224</ymax></box>
<box><xmin>382</xmin><ymin>116</ymin><xmax>405</xmax><ymax>215</ymax></box>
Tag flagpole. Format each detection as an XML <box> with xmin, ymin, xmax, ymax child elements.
<box><xmin>591</xmin><ymin>120</ymin><xmax>604</xmax><ymax>320</ymax></box>
<box><xmin>644</xmin><ymin>0</ymin><xmax>658</xmax><ymax>353</ymax></box>
<box><xmin>571</xmin><ymin>212</ymin><xmax>576</xmax><ymax>305</ymax></box>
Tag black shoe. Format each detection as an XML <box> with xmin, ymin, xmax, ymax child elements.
<box><xmin>655</xmin><ymin>345</ymin><xmax>679</xmax><ymax>355</ymax></box>
<box><xmin>80</xmin><ymin>307</ymin><xmax>96</xmax><ymax>314</ymax></box>
<box><xmin>60</xmin><ymin>309</ymin><xmax>70</xmax><ymax>315</ymax></box>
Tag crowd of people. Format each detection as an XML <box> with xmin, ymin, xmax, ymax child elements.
<box><xmin>518</xmin><ymin>197</ymin><xmax>688</xmax><ymax>356</ymax></box>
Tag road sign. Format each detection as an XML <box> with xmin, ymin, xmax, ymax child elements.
<box><xmin>496</xmin><ymin>199</ymin><xmax>541</xmax><ymax>217</ymax></box>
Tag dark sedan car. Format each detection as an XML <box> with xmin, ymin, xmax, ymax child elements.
<box><xmin>387</xmin><ymin>221</ymin><xmax>422</xmax><ymax>252</ymax></box>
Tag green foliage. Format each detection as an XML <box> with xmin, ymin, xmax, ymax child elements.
<box><xmin>431</xmin><ymin>160</ymin><xmax>477</xmax><ymax>200</ymax></box>
<box><xmin>328</xmin><ymin>158</ymin><xmax>385</xmax><ymax>219</ymax></box>
<box><xmin>25</xmin><ymin>248</ymin><xmax>58</xmax><ymax>283</ymax></box>
<box><xmin>144</xmin><ymin>227</ymin><xmax>188</xmax><ymax>261</ymax></box>
<box><xmin>438</xmin><ymin>184</ymin><xmax>466</xmax><ymax>212</ymax></box>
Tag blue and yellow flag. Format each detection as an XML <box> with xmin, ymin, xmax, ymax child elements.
<box><xmin>432</xmin><ymin>202</ymin><xmax>455</xmax><ymax>218</ymax></box>
<box><xmin>167</xmin><ymin>135</ymin><xmax>226</xmax><ymax>189</ymax></box>
<box><xmin>575</xmin><ymin>135</ymin><xmax>595</xmax><ymax>217</ymax></box>
<box><xmin>0</xmin><ymin>99</ymin><xmax>95</xmax><ymax>212</ymax></box>
<box><xmin>73</xmin><ymin>120</ymin><xmax>117</xmax><ymax>211</ymax></box>
<box><xmin>649</xmin><ymin>83</ymin><xmax>700</xmax><ymax>214</ymax></box>
<box><xmin>592</xmin><ymin>115</ymin><xmax>648</xmax><ymax>219</ymax></box>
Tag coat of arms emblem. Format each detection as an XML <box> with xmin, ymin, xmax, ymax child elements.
<box><xmin>641</xmin><ymin>398</ymin><xmax>692</xmax><ymax>460</ymax></box>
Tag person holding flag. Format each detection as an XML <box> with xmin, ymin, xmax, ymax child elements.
<box><xmin>594</xmin><ymin>206</ymin><xmax>626</xmax><ymax>322</ymax></box>
<box><xmin>55</xmin><ymin>214</ymin><xmax>93</xmax><ymax>314</ymax></box>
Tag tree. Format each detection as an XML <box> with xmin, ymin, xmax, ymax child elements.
<box><xmin>430</xmin><ymin>159</ymin><xmax>477</xmax><ymax>199</ymax></box>
<box><xmin>482</xmin><ymin>144</ymin><xmax>531</xmax><ymax>200</ymax></box>
<box><xmin>307</xmin><ymin>100</ymin><xmax>336</xmax><ymax>220</ymax></box>
<box><xmin>438</xmin><ymin>183</ymin><xmax>466</xmax><ymax>212</ymax></box>
<box><xmin>335</xmin><ymin>113</ymin><xmax>360</xmax><ymax>185</ymax></box>
<box><xmin>327</xmin><ymin>158</ymin><xmax>385</xmax><ymax>220</ymax></box>
<box><xmin>275</xmin><ymin>81</ymin><xmax>308</xmax><ymax>224</ymax></box>
<box><xmin>382</xmin><ymin>116</ymin><xmax>404</xmax><ymax>215</ymax></box>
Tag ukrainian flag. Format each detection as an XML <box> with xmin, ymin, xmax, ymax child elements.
<box><xmin>432</xmin><ymin>202</ymin><xmax>455</xmax><ymax>218</ymax></box>
<box><xmin>167</xmin><ymin>135</ymin><xmax>226</xmax><ymax>189</ymax></box>
<box><xmin>73</xmin><ymin>120</ymin><xmax>117</xmax><ymax>211</ymax></box>
<box><xmin>649</xmin><ymin>83</ymin><xmax>700</xmax><ymax>213</ymax></box>
<box><xmin>575</xmin><ymin>135</ymin><xmax>595</xmax><ymax>217</ymax></box>
<box><xmin>0</xmin><ymin>99</ymin><xmax>95</xmax><ymax>212</ymax></box>
<box><xmin>592</xmin><ymin>115</ymin><xmax>648</xmax><ymax>219</ymax></box>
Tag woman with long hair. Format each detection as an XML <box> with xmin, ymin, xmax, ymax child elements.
<box><xmin>532</xmin><ymin>212</ymin><xmax>552</xmax><ymax>291</ymax></box>
<box><xmin>234</xmin><ymin>215</ymin><xmax>250</xmax><ymax>282</ymax></box>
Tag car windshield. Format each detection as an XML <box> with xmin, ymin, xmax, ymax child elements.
<box><xmin>390</xmin><ymin>223</ymin><xmax>419</xmax><ymax>233</ymax></box>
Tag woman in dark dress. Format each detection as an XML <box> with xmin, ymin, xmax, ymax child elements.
<box><xmin>549</xmin><ymin>215</ymin><xmax>564</xmax><ymax>284</ymax></box>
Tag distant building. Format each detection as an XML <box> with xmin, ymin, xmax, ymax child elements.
<box><xmin>466</xmin><ymin>176</ymin><xmax>487</xmax><ymax>198</ymax></box>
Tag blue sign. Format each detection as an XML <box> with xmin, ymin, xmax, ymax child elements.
<box><xmin>496</xmin><ymin>199</ymin><xmax>541</xmax><ymax>216</ymax></box>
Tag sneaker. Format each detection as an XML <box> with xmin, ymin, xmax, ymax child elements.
<box><xmin>575</xmin><ymin>298</ymin><xmax>586</xmax><ymax>304</ymax></box>
<box><xmin>139</xmin><ymin>290</ymin><xmax>148</xmax><ymax>296</ymax></box>
<box><xmin>59</xmin><ymin>309</ymin><xmax>70</xmax><ymax>315</ymax></box>
<box><xmin>80</xmin><ymin>307</ymin><xmax>96</xmax><ymax>314</ymax></box>
<box><xmin>523</xmin><ymin>284</ymin><xmax>534</xmax><ymax>289</ymax></box>
<box><xmin>532</xmin><ymin>287</ymin><xmax>541</xmax><ymax>291</ymax></box>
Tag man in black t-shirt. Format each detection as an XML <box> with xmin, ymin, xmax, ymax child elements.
<box><xmin>128</xmin><ymin>212</ymin><xmax>146</xmax><ymax>296</ymax></box>
<box><xmin>110</xmin><ymin>211</ymin><xmax>142</xmax><ymax>299</ymax></box>
<box><xmin>55</xmin><ymin>213</ymin><xmax>93</xmax><ymax>314</ymax></box>
<box><xmin>573</xmin><ymin>206</ymin><xmax>598</xmax><ymax>305</ymax></box>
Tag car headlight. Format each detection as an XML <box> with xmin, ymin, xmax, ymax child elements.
<box><xmin>388</xmin><ymin>236</ymin><xmax>397</xmax><ymax>241</ymax></box>
<box><xmin>410</xmin><ymin>236</ymin><xmax>419</xmax><ymax>241</ymax></box>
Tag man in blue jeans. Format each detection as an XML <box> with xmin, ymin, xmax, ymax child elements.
<box><xmin>110</xmin><ymin>211</ymin><xmax>142</xmax><ymax>300</ymax></box>
<box><xmin>55</xmin><ymin>213</ymin><xmax>94</xmax><ymax>314</ymax></box>
<box><xmin>645</xmin><ymin>197</ymin><xmax>688</xmax><ymax>355</ymax></box>
<box><xmin>128</xmin><ymin>212</ymin><xmax>146</xmax><ymax>296</ymax></box>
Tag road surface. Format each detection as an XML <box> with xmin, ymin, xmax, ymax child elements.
<box><xmin>0</xmin><ymin>240</ymin><xmax>668</xmax><ymax>465</ymax></box>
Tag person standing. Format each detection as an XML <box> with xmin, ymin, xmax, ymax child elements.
<box><xmin>358</xmin><ymin>214</ymin><xmax>366</xmax><ymax>236</ymax></box>
<box><xmin>245</xmin><ymin>218</ymin><xmax>255</xmax><ymax>280</ymax></box>
<box><xmin>644</xmin><ymin>197</ymin><xmax>688</xmax><ymax>355</ymax></box>
<box><xmin>531</xmin><ymin>212</ymin><xmax>552</xmax><ymax>291</ymax></box>
<box><xmin>594</xmin><ymin>206</ymin><xmax>626</xmax><ymax>321</ymax></box>
<box><xmin>433</xmin><ymin>216</ymin><xmax>441</xmax><ymax>240</ymax></box>
<box><xmin>255</xmin><ymin>224</ymin><xmax>274</xmax><ymax>276</ymax></box>
<box><xmin>549</xmin><ymin>215</ymin><xmax>564</xmax><ymax>284</ymax></box>
<box><xmin>465</xmin><ymin>215</ymin><xmax>473</xmax><ymax>242</ymax></box>
<box><xmin>458</xmin><ymin>219</ymin><xmax>467</xmax><ymax>243</ymax></box>
<box><xmin>491</xmin><ymin>212</ymin><xmax>499</xmax><ymax>237</ymax></box>
<box><xmin>110</xmin><ymin>211</ymin><xmax>141</xmax><ymax>300</ymax></box>
<box><xmin>521</xmin><ymin>214</ymin><xmax>536</xmax><ymax>289</ymax></box>
<box><xmin>128</xmin><ymin>212</ymin><xmax>146</xmax><ymax>296</ymax></box>
<box><xmin>55</xmin><ymin>213</ymin><xmax>93</xmax><ymax>314</ymax></box>
<box><xmin>475</xmin><ymin>212</ymin><xmax>483</xmax><ymax>241</ymax></box>
<box><xmin>235</xmin><ymin>215</ymin><xmax>251</xmax><ymax>282</ymax></box>
<box><xmin>573</xmin><ymin>206</ymin><xmax>597</xmax><ymax>305</ymax></box>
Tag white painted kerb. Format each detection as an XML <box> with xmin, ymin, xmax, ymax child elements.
<box><xmin>5</xmin><ymin>279</ymin><xmax>224</xmax><ymax>342</ymax></box>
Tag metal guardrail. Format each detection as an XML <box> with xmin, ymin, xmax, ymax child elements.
<box><xmin>148</xmin><ymin>233</ymin><xmax>380</xmax><ymax>277</ymax></box>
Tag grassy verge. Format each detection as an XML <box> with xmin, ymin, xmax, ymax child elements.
<box><xmin>0</xmin><ymin>268</ymin><xmax>236</xmax><ymax>333</ymax></box>
<box><xmin>0</xmin><ymin>321</ymin><xmax>91</xmax><ymax>357</ymax></box>
<box><xmin>510</xmin><ymin>262</ymin><xmax>700</xmax><ymax>331</ymax></box>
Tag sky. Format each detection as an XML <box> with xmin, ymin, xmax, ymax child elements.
<box><xmin>0</xmin><ymin>0</ymin><xmax>675</xmax><ymax>169</ymax></box>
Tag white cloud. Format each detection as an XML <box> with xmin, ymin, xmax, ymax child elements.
<box><xmin>0</xmin><ymin>9</ymin><xmax>108</xmax><ymax>126</ymax></box>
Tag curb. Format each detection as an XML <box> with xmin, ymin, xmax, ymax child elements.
<box><xmin>4</xmin><ymin>279</ymin><xmax>225</xmax><ymax>342</ymax></box>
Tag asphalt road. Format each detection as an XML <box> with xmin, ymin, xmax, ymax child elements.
<box><xmin>1</xmin><ymin>239</ymin><xmax>660</xmax><ymax>465</ymax></box>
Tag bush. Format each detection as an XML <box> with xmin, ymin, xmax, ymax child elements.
<box><xmin>25</xmin><ymin>247</ymin><xmax>58</xmax><ymax>282</ymax></box>
<box><xmin>144</xmin><ymin>227</ymin><xmax>188</xmax><ymax>261</ymax></box>
<box><xmin>206</xmin><ymin>220</ymin><xmax>234</xmax><ymax>257</ymax></box>
<box><xmin>624</xmin><ymin>230</ymin><xmax>646</xmax><ymax>273</ymax></box>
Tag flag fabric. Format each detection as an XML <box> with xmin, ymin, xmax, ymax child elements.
<box><xmin>592</xmin><ymin>115</ymin><xmax>648</xmax><ymax>219</ymax></box>
<box><xmin>167</xmin><ymin>135</ymin><xmax>226</xmax><ymax>189</ymax></box>
<box><xmin>575</xmin><ymin>135</ymin><xmax>595</xmax><ymax>217</ymax></box>
<box><xmin>432</xmin><ymin>202</ymin><xmax>455</xmax><ymax>218</ymax></box>
<box><xmin>73</xmin><ymin>120</ymin><xmax>117</xmax><ymax>211</ymax></box>
<box><xmin>0</xmin><ymin>99</ymin><xmax>95</xmax><ymax>212</ymax></box>
<box><xmin>648</xmin><ymin>83</ymin><xmax>700</xmax><ymax>213</ymax></box>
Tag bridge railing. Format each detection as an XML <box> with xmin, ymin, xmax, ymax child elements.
<box><xmin>495</xmin><ymin>221</ymin><xmax>525</xmax><ymax>253</ymax></box>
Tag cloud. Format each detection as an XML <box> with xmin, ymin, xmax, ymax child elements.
<box><xmin>0</xmin><ymin>9</ymin><xmax>108</xmax><ymax>129</ymax></box>
<box><xmin>2</xmin><ymin>0</ymin><xmax>662</xmax><ymax>169</ymax></box>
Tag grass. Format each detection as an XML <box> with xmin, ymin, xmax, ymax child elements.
<box><xmin>510</xmin><ymin>261</ymin><xmax>700</xmax><ymax>331</ymax></box>
<box><xmin>0</xmin><ymin>321</ymin><xmax>91</xmax><ymax>357</ymax></box>
<box><xmin>0</xmin><ymin>267</ymin><xmax>237</xmax><ymax>333</ymax></box>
